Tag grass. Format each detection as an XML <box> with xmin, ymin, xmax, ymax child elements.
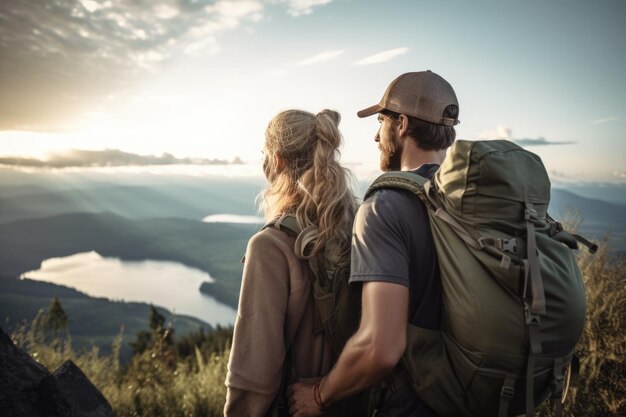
<box><xmin>11</xmin><ymin>310</ymin><xmax>229</xmax><ymax>417</ymax></box>
<box><xmin>560</xmin><ymin>241</ymin><xmax>625</xmax><ymax>416</ymax></box>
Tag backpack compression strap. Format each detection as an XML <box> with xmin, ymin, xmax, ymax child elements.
<box><xmin>523</xmin><ymin>203</ymin><xmax>547</xmax><ymax>417</ymax></box>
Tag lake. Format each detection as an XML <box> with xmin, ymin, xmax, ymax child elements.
<box><xmin>202</xmin><ymin>213</ymin><xmax>263</xmax><ymax>224</ymax></box>
<box><xmin>21</xmin><ymin>251</ymin><xmax>237</xmax><ymax>327</ymax></box>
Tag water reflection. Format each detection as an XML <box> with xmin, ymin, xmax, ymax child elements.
<box><xmin>21</xmin><ymin>251</ymin><xmax>236</xmax><ymax>327</ymax></box>
<box><xmin>202</xmin><ymin>213</ymin><xmax>263</xmax><ymax>224</ymax></box>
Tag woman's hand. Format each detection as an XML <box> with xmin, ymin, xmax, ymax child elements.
<box><xmin>287</xmin><ymin>381</ymin><xmax>325</xmax><ymax>417</ymax></box>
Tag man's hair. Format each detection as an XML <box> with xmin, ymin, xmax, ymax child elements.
<box><xmin>381</xmin><ymin>104</ymin><xmax>458</xmax><ymax>150</ymax></box>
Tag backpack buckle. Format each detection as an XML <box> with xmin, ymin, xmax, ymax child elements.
<box><xmin>502</xmin><ymin>238</ymin><xmax>517</xmax><ymax>254</ymax></box>
<box><xmin>524</xmin><ymin>303</ymin><xmax>541</xmax><ymax>326</ymax></box>
<box><xmin>525</xmin><ymin>207</ymin><xmax>538</xmax><ymax>222</ymax></box>
<box><xmin>477</xmin><ymin>237</ymin><xmax>518</xmax><ymax>255</ymax></box>
<box><xmin>500</xmin><ymin>384</ymin><xmax>515</xmax><ymax>400</ymax></box>
<box><xmin>551</xmin><ymin>359</ymin><xmax>567</xmax><ymax>402</ymax></box>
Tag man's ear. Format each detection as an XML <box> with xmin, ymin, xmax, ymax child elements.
<box><xmin>398</xmin><ymin>114</ymin><xmax>409</xmax><ymax>138</ymax></box>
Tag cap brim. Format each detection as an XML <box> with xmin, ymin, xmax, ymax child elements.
<box><xmin>357</xmin><ymin>104</ymin><xmax>384</xmax><ymax>118</ymax></box>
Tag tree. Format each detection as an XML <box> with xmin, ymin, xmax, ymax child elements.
<box><xmin>45</xmin><ymin>297</ymin><xmax>68</xmax><ymax>337</ymax></box>
<box><xmin>130</xmin><ymin>305</ymin><xmax>173</xmax><ymax>355</ymax></box>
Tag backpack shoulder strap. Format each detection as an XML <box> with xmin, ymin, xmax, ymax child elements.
<box><xmin>364</xmin><ymin>171</ymin><xmax>436</xmax><ymax>210</ymax></box>
<box><xmin>263</xmin><ymin>213</ymin><xmax>301</xmax><ymax>237</ymax></box>
<box><xmin>367</xmin><ymin>171</ymin><xmax>492</xmax><ymax>252</ymax></box>
<box><xmin>264</xmin><ymin>214</ymin><xmax>319</xmax><ymax>260</ymax></box>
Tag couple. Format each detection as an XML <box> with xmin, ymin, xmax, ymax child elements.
<box><xmin>225</xmin><ymin>71</ymin><xmax>459</xmax><ymax>417</ymax></box>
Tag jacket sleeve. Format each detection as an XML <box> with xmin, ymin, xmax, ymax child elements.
<box><xmin>224</xmin><ymin>230</ymin><xmax>292</xmax><ymax>417</ymax></box>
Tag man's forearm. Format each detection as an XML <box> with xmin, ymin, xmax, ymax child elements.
<box><xmin>288</xmin><ymin>282</ymin><xmax>408</xmax><ymax>417</ymax></box>
<box><xmin>318</xmin><ymin>328</ymin><xmax>398</xmax><ymax>405</ymax></box>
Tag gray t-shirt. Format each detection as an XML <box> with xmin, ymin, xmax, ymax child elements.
<box><xmin>349</xmin><ymin>164</ymin><xmax>441</xmax><ymax>417</ymax></box>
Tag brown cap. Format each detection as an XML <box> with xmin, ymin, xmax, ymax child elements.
<box><xmin>357</xmin><ymin>71</ymin><xmax>460</xmax><ymax>126</ymax></box>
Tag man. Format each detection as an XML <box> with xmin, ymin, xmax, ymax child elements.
<box><xmin>287</xmin><ymin>71</ymin><xmax>460</xmax><ymax>417</ymax></box>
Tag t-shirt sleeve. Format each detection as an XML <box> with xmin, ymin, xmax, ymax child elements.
<box><xmin>349</xmin><ymin>190</ymin><xmax>414</xmax><ymax>288</ymax></box>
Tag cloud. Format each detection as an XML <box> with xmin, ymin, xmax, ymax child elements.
<box><xmin>549</xmin><ymin>170</ymin><xmax>569</xmax><ymax>179</ymax></box>
<box><xmin>295</xmin><ymin>49</ymin><xmax>344</xmax><ymax>65</ymax></box>
<box><xmin>0</xmin><ymin>0</ymin><xmax>323</xmax><ymax>131</ymax></box>
<box><xmin>614</xmin><ymin>171</ymin><xmax>626</xmax><ymax>179</ymax></box>
<box><xmin>513</xmin><ymin>138</ymin><xmax>575</xmax><ymax>146</ymax></box>
<box><xmin>590</xmin><ymin>116</ymin><xmax>618</xmax><ymax>124</ymax></box>
<box><xmin>272</xmin><ymin>0</ymin><xmax>333</xmax><ymax>16</ymax></box>
<box><xmin>478</xmin><ymin>125</ymin><xmax>512</xmax><ymax>140</ymax></box>
<box><xmin>353</xmin><ymin>47</ymin><xmax>409</xmax><ymax>66</ymax></box>
<box><xmin>270</xmin><ymin>48</ymin><xmax>343</xmax><ymax>75</ymax></box>
<box><xmin>206</xmin><ymin>0</ymin><xmax>264</xmax><ymax>18</ymax></box>
<box><xmin>478</xmin><ymin>126</ymin><xmax>574</xmax><ymax>146</ymax></box>
<box><xmin>0</xmin><ymin>149</ymin><xmax>240</xmax><ymax>168</ymax></box>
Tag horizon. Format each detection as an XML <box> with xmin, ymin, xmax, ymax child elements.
<box><xmin>3</xmin><ymin>160</ymin><xmax>626</xmax><ymax>190</ymax></box>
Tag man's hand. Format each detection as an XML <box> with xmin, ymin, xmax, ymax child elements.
<box><xmin>287</xmin><ymin>381</ymin><xmax>324</xmax><ymax>417</ymax></box>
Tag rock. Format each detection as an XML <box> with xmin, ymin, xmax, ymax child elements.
<box><xmin>0</xmin><ymin>326</ymin><xmax>115</xmax><ymax>417</ymax></box>
<box><xmin>40</xmin><ymin>360</ymin><xmax>115</xmax><ymax>417</ymax></box>
<box><xmin>0</xmin><ymin>326</ymin><xmax>49</xmax><ymax>416</ymax></box>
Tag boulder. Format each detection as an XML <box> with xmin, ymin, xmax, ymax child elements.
<box><xmin>0</xmin><ymin>326</ymin><xmax>115</xmax><ymax>417</ymax></box>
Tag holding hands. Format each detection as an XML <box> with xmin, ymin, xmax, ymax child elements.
<box><xmin>287</xmin><ymin>379</ymin><xmax>327</xmax><ymax>417</ymax></box>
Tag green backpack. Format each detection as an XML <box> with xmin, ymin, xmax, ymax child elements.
<box><xmin>263</xmin><ymin>214</ymin><xmax>369</xmax><ymax>417</ymax></box>
<box><xmin>365</xmin><ymin>140</ymin><xmax>596</xmax><ymax>417</ymax></box>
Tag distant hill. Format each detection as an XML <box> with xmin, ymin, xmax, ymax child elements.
<box><xmin>0</xmin><ymin>181</ymin><xmax>264</xmax><ymax>224</ymax></box>
<box><xmin>0</xmin><ymin>212</ymin><xmax>256</xmax><ymax>307</ymax></box>
<box><xmin>550</xmin><ymin>188</ymin><xmax>626</xmax><ymax>252</ymax></box>
<box><xmin>0</xmin><ymin>277</ymin><xmax>210</xmax><ymax>363</ymax></box>
<box><xmin>553</xmin><ymin>183</ymin><xmax>626</xmax><ymax>205</ymax></box>
<box><xmin>551</xmin><ymin>188</ymin><xmax>624</xmax><ymax>227</ymax></box>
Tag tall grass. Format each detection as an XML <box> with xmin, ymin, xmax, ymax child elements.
<box><xmin>564</xmin><ymin>242</ymin><xmax>625</xmax><ymax>416</ymax></box>
<box><xmin>10</xmin><ymin>243</ymin><xmax>625</xmax><ymax>416</ymax></box>
<box><xmin>11</xmin><ymin>311</ymin><xmax>229</xmax><ymax>417</ymax></box>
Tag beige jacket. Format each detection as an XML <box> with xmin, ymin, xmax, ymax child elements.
<box><xmin>224</xmin><ymin>227</ymin><xmax>334</xmax><ymax>417</ymax></box>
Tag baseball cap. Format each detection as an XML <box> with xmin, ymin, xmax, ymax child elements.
<box><xmin>357</xmin><ymin>71</ymin><xmax>460</xmax><ymax>126</ymax></box>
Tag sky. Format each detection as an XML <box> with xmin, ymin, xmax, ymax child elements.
<box><xmin>0</xmin><ymin>0</ymin><xmax>625</xmax><ymax>182</ymax></box>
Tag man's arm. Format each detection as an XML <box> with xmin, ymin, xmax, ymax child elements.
<box><xmin>287</xmin><ymin>280</ymin><xmax>408</xmax><ymax>417</ymax></box>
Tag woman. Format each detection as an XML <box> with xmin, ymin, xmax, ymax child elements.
<box><xmin>224</xmin><ymin>109</ymin><xmax>357</xmax><ymax>416</ymax></box>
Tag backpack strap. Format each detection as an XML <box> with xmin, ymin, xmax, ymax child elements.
<box><xmin>262</xmin><ymin>214</ymin><xmax>318</xmax><ymax>416</ymax></box>
<box><xmin>294</xmin><ymin>226</ymin><xmax>319</xmax><ymax>260</ymax></box>
<box><xmin>265</xmin><ymin>214</ymin><xmax>319</xmax><ymax>260</ymax></box>
<box><xmin>524</xmin><ymin>203</ymin><xmax>547</xmax><ymax>317</ymax></box>
<box><xmin>571</xmin><ymin>233</ymin><xmax>598</xmax><ymax>254</ymax></box>
<box><xmin>547</xmin><ymin>214</ymin><xmax>598</xmax><ymax>254</ymax></box>
<box><xmin>555</xmin><ymin>353</ymin><xmax>580</xmax><ymax>417</ymax></box>
<box><xmin>265</xmin><ymin>347</ymin><xmax>294</xmax><ymax>417</ymax></box>
<box><xmin>550</xmin><ymin>357</ymin><xmax>567</xmax><ymax>417</ymax></box>
<box><xmin>522</xmin><ymin>202</ymin><xmax>548</xmax><ymax>417</ymax></box>
<box><xmin>497</xmin><ymin>374</ymin><xmax>517</xmax><ymax>417</ymax></box>
<box><xmin>265</xmin><ymin>213</ymin><xmax>301</xmax><ymax>237</ymax></box>
<box><xmin>364</xmin><ymin>171</ymin><xmax>435</xmax><ymax>209</ymax></box>
<box><xmin>366</xmin><ymin>171</ymin><xmax>495</xmax><ymax>253</ymax></box>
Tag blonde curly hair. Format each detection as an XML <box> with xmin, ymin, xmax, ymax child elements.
<box><xmin>260</xmin><ymin>109</ymin><xmax>357</xmax><ymax>256</ymax></box>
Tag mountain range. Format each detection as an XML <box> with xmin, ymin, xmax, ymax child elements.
<box><xmin>0</xmin><ymin>168</ymin><xmax>623</xmax><ymax>361</ymax></box>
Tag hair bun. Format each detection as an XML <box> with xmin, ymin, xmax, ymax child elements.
<box><xmin>317</xmin><ymin>109</ymin><xmax>341</xmax><ymax>126</ymax></box>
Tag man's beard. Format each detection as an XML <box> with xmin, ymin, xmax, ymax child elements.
<box><xmin>379</xmin><ymin>136</ymin><xmax>401</xmax><ymax>171</ymax></box>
